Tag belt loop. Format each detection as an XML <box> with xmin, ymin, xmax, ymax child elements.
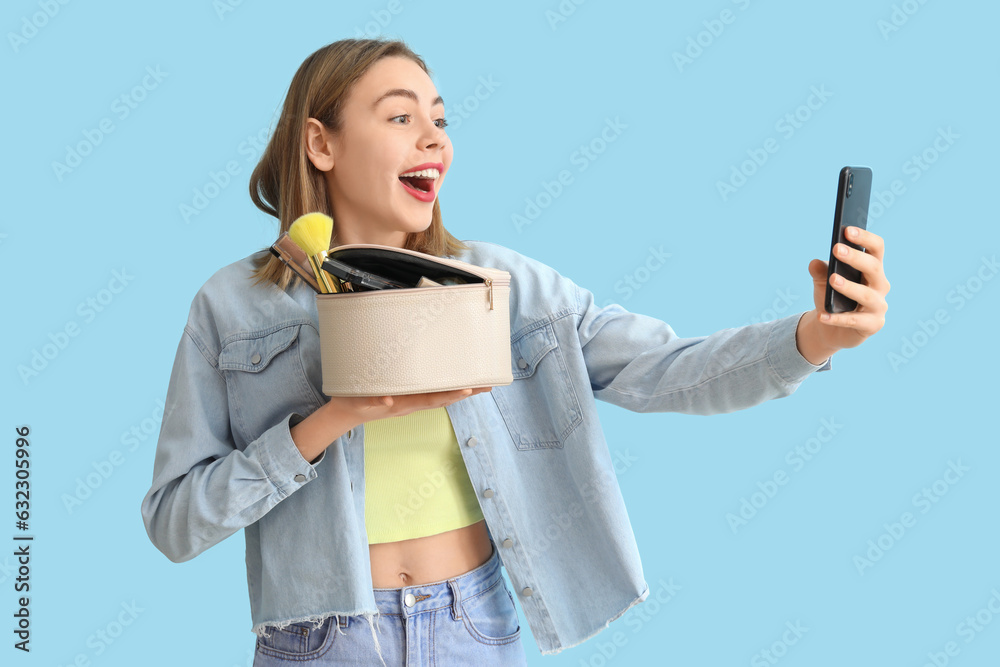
<box><xmin>448</xmin><ymin>578</ymin><xmax>463</xmax><ymax>621</ymax></box>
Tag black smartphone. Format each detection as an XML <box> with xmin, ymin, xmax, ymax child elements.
<box><xmin>320</xmin><ymin>257</ymin><xmax>412</xmax><ymax>291</ymax></box>
<box><xmin>825</xmin><ymin>166</ymin><xmax>872</xmax><ymax>313</ymax></box>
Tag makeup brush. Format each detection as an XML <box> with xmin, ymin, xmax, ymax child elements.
<box><xmin>288</xmin><ymin>212</ymin><xmax>337</xmax><ymax>293</ymax></box>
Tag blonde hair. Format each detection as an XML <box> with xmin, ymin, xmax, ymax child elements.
<box><xmin>249</xmin><ymin>38</ymin><xmax>468</xmax><ymax>289</ymax></box>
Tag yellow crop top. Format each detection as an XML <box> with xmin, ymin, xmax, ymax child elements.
<box><xmin>363</xmin><ymin>406</ymin><xmax>485</xmax><ymax>544</ymax></box>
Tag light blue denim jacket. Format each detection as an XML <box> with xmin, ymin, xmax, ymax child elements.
<box><xmin>140</xmin><ymin>240</ymin><xmax>831</xmax><ymax>656</ymax></box>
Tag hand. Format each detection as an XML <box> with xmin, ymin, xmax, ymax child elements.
<box><xmin>340</xmin><ymin>386</ymin><xmax>494</xmax><ymax>422</ymax></box>
<box><xmin>800</xmin><ymin>226</ymin><xmax>891</xmax><ymax>358</ymax></box>
<box><xmin>290</xmin><ymin>387</ymin><xmax>493</xmax><ymax>464</ymax></box>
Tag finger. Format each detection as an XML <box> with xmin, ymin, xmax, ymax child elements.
<box><xmin>453</xmin><ymin>387</ymin><xmax>494</xmax><ymax>396</ymax></box>
<box><xmin>389</xmin><ymin>392</ymin><xmax>452</xmax><ymax>414</ymax></box>
<box><xmin>820</xmin><ymin>309</ymin><xmax>883</xmax><ymax>335</ymax></box>
<box><xmin>828</xmin><ymin>271</ymin><xmax>885</xmax><ymax>312</ymax></box>
<box><xmin>411</xmin><ymin>388</ymin><xmax>470</xmax><ymax>400</ymax></box>
<box><xmin>846</xmin><ymin>226</ymin><xmax>885</xmax><ymax>262</ymax></box>
<box><xmin>809</xmin><ymin>258</ymin><xmax>828</xmax><ymax>277</ymax></box>
<box><xmin>419</xmin><ymin>389</ymin><xmax>469</xmax><ymax>406</ymax></box>
<box><xmin>441</xmin><ymin>388</ymin><xmax>473</xmax><ymax>404</ymax></box>
<box><xmin>833</xmin><ymin>242</ymin><xmax>889</xmax><ymax>293</ymax></box>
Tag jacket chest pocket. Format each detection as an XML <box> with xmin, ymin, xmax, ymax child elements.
<box><xmin>218</xmin><ymin>324</ymin><xmax>325</xmax><ymax>446</ymax></box>
<box><xmin>491</xmin><ymin>322</ymin><xmax>583</xmax><ymax>450</ymax></box>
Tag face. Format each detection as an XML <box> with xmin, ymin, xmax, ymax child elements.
<box><xmin>306</xmin><ymin>56</ymin><xmax>452</xmax><ymax>248</ymax></box>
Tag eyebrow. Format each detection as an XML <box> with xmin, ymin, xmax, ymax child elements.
<box><xmin>372</xmin><ymin>88</ymin><xmax>444</xmax><ymax>109</ymax></box>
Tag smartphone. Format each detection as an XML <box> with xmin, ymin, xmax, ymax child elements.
<box><xmin>825</xmin><ymin>166</ymin><xmax>872</xmax><ymax>313</ymax></box>
<box><xmin>320</xmin><ymin>256</ymin><xmax>412</xmax><ymax>291</ymax></box>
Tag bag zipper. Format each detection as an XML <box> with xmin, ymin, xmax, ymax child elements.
<box><xmin>323</xmin><ymin>243</ymin><xmax>511</xmax><ymax>310</ymax></box>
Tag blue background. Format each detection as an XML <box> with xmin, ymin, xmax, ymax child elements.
<box><xmin>5</xmin><ymin>0</ymin><xmax>998</xmax><ymax>665</ymax></box>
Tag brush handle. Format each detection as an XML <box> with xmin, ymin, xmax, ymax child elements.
<box><xmin>270</xmin><ymin>237</ymin><xmax>321</xmax><ymax>292</ymax></box>
<box><xmin>314</xmin><ymin>250</ymin><xmax>344</xmax><ymax>293</ymax></box>
<box><xmin>307</xmin><ymin>254</ymin><xmax>335</xmax><ymax>293</ymax></box>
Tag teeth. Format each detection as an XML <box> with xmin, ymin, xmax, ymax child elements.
<box><xmin>399</xmin><ymin>168</ymin><xmax>440</xmax><ymax>179</ymax></box>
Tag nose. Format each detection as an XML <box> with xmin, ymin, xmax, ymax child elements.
<box><xmin>419</xmin><ymin>117</ymin><xmax>447</xmax><ymax>150</ymax></box>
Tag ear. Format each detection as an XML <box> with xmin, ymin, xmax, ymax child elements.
<box><xmin>304</xmin><ymin>118</ymin><xmax>335</xmax><ymax>172</ymax></box>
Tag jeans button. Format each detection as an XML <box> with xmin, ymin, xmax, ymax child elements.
<box><xmin>293</xmin><ymin>474</ymin><xmax>306</xmax><ymax>482</ymax></box>
<box><xmin>404</xmin><ymin>593</ymin><xmax>416</xmax><ymax>607</ymax></box>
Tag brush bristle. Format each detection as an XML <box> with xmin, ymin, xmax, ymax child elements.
<box><xmin>288</xmin><ymin>212</ymin><xmax>334</xmax><ymax>257</ymax></box>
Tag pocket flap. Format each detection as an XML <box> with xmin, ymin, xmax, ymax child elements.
<box><xmin>219</xmin><ymin>325</ymin><xmax>299</xmax><ymax>372</ymax></box>
<box><xmin>511</xmin><ymin>324</ymin><xmax>557</xmax><ymax>379</ymax></box>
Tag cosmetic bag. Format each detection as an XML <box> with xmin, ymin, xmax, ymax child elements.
<box><xmin>314</xmin><ymin>244</ymin><xmax>513</xmax><ymax>397</ymax></box>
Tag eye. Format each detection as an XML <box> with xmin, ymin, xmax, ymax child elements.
<box><xmin>389</xmin><ymin>114</ymin><xmax>448</xmax><ymax>129</ymax></box>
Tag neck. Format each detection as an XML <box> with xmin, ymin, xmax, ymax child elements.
<box><xmin>333</xmin><ymin>227</ymin><xmax>408</xmax><ymax>249</ymax></box>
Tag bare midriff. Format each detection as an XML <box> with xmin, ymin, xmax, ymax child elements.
<box><xmin>369</xmin><ymin>519</ymin><xmax>493</xmax><ymax>589</ymax></box>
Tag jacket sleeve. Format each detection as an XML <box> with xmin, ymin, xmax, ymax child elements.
<box><xmin>574</xmin><ymin>282</ymin><xmax>831</xmax><ymax>415</ymax></box>
<box><xmin>140</xmin><ymin>326</ymin><xmax>326</xmax><ymax>563</ymax></box>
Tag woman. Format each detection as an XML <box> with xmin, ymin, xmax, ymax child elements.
<box><xmin>140</xmin><ymin>38</ymin><xmax>889</xmax><ymax>666</ymax></box>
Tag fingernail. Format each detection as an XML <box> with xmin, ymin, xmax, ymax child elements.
<box><xmin>848</xmin><ymin>227</ymin><xmax>859</xmax><ymax>238</ymax></box>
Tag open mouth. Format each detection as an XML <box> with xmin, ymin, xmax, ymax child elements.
<box><xmin>399</xmin><ymin>176</ymin><xmax>433</xmax><ymax>193</ymax></box>
<box><xmin>398</xmin><ymin>166</ymin><xmax>440</xmax><ymax>195</ymax></box>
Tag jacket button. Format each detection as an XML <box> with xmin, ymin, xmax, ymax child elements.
<box><xmin>521</xmin><ymin>587</ymin><xmax>533</xmax><ymax>597</ymax></box>
<box><xmin>501</xmin><ymin>538</ymin><xmax>513</xmax><ymax>548</ymax></box>
<box><xmin>482</xmin><ymin>488</ymin><xmax>494</xmax><ymax>498</ymax></box>
<box><xmin>466</xmin><ymin>436</ymin><xmax>477</xmax><ymax>447</ymax></box>
<box><xmin>517</xmin><ymin>358</ymin><xmax>527</xmax><ymax>369</ymax></box>
<box><xmin>251</xmin><ymin>353</ymin><xmax>262</xmax><ymax>364</ymax></box>
<box><xmin>294</xmin><ymin>474</ymin><xmax>306</xmax><ymax>482</ymax></box>
<box><xmin>404</xmin><ymin>593</ymin><xmax>416</xmax><ymax>607</ymax></box>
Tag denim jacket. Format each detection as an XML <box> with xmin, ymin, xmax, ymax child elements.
<box><xmin>140</xmin><ymin>240</ymin><xmax>831</xmax><ymax>656</ymax></box>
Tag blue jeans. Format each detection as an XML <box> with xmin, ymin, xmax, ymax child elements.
<box><xmin>253</xmin><ymin>542</ymin><xmax>527</xmax><ymax>666</ymax></box>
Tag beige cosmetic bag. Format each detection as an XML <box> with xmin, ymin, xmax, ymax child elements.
<box><xmin>315</xmin><ymin>244</ymin><xmax>513</xmax><ymax>397</ymax></box>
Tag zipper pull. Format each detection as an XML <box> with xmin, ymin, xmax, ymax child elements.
<box><xmin>484</xmin><ymin>277</ymin><xmax>494</xmax><ymax>310</ymax></box>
